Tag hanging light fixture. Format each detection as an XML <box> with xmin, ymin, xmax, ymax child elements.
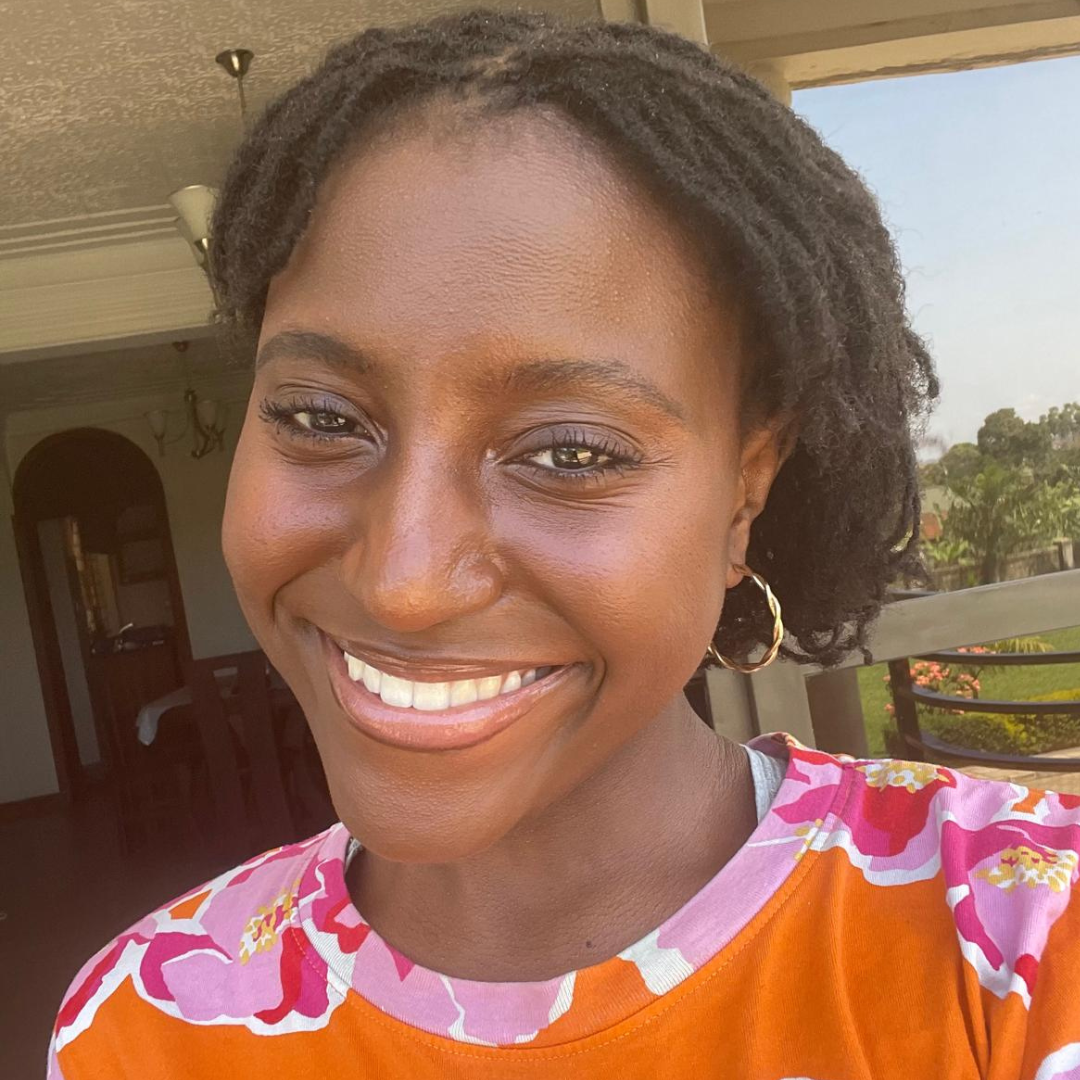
<box><xmin>168</xmin><ymin>185</ymin><xmax>216</xmax><ymax>267</ymax></box>
<box><xmin>215</xmin><ymin>48</ymin><xmax>254</xmax><ymax>117</ymax></box>
<box><xmin>169</xmin><ymin>48</ymin><xmax>254</xmax><ymax>270</ymax></box>
<box><xmin>146</xmin><ymin>390</ymin><xmax>226</xmax><ymax>458</ymax></box>
<box><xmin>145</xmin><ymin>342</ymin><xmax>228</xmax><ymax>459</ymax></box>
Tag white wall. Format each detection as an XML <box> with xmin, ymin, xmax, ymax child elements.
<box><xmin>0</xmin><ymin>476</ymin><xmax>59</xmax><ymax>801</ymax></box>
<box><xmin>37</xmin><ymin>518</ymin><xmax>100</xmax><ymax>767</ymax></box>
<box><xmin>0</xmin><ymin>375</ymin><xmax>257</xmax><ymax>802</ymax></box>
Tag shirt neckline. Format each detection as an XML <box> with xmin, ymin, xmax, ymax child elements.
<box><xmin>296</xmin><ymin>734</ymin><xmax>849</xmax><ymax>1047</ymax></box>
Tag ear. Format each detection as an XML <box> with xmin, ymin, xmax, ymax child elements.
<box><xmin>725</xmin><ymin>414</ymin><xmax>796</xmax><ymax>590</ymax></box>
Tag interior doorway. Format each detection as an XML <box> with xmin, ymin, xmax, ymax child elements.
<box><xmin>12</xmin><ymin>429</ymin><xmax>191</xmax><ymax>803</ymax></box>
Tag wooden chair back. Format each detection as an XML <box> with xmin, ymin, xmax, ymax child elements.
<box><xmin>185</xmin><ymin>650</ymin><xmax>295</xmax><ymax>856</ymax></box>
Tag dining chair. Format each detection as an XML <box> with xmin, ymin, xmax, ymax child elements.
<box><xmin>185</xmin><ymin>650</ymin><xmax>297</xmax><ymax>857</ymax></box>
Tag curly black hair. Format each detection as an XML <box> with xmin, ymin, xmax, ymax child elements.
<box><xmin>209</xmin><ymin>7</ymin><xmax>938</xmax><ymax>669</ymax></box>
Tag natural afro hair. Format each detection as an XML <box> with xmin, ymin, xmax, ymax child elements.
<box><xmin>209</xmin><ymin>7</ymin><xmax>938</xmax><ymax>669</ymax></box>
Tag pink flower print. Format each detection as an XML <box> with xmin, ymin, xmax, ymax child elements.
<box><xmin>142</xmin><ymin>842</ymin><xmax>338</xmax><ymax>1030</ymax></box>
<box><xmin>55</xmin><ymin>932</ymin><xmax>148</xmax><ymax>1034</ymax></box>
<box><xmin>942</xmin><ymin>817</ymin><xmax>1080</xmax><ymax>1004</ymax></box>
<box><xmin>253</xmin><ymin>926</ymin><xmax>331</xmax><ymax>1026</ymax></box>
<box><xmin>311</xmin><ymin>892</ymin><xmax>371</xmax><ymax>955</ymax></box>
<box><xmin>843</xmin><ymin>763</ymin><xmax>955</xmax><ymax>859</ymax></box>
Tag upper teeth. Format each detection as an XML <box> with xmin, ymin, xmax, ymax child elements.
<box><xmin>343</xmin><ymin>652</ymin><xmax>537</xmax><ymax>711</ymax></box>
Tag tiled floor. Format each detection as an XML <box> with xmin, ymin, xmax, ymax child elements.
<box><xmin>0</xmin><ymin>787</ymin><xmax>229</xmax><ymax>1080</ymax></box>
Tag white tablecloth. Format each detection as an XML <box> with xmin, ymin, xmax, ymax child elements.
<box><xmin>135</xmin><ymin>669</ymin><xmax>237</xmax><ymax>746</ymax></box>
<box><xmin>135</xmin><ymin>687</ymin><xmax>193</xmax><ymax>746</ymax></box>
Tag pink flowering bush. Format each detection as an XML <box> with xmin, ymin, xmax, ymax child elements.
<box><xmin>882</xmin><ymin>645</ymin><xmax>1080</xmax><ymax>757</ymax></box>
<box><xmin>883</xmin><ymin>660</ymin><xmax>982</xmax><ymax>716</ymax></box>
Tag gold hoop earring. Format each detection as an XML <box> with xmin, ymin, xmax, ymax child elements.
<box><xmin>705</xmin><ymin>563</ymin><xmax>784</xmax><ymax>674</ymax></box>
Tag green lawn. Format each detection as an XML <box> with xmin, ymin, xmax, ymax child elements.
<box><xmin>859</xmin><ymin>625</ymin><xmax>1080</xmax><ymax>757</ymax></box>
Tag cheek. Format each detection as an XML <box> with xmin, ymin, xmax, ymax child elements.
<box><xmin>502</xmin><ymin>469</ymin><xmax>734</xmax><ymax>682</ymax></box>
<box><xmin>222</xmin><ymin>421</ymin><xmax>341</xmax><ymax>624</ymax></box>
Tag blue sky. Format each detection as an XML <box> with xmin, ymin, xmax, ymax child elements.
<box><xmin>795</xmin><ymin>56</ymin><xmax>1080</xmax><ymax>449</ymax></box>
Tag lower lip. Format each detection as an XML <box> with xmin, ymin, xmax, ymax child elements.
<box><xmin>322</xmin><ymin>637</ymin><xmax>576</xmax><ymax>751</ymax></box>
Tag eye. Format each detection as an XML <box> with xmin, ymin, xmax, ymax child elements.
<box><xmin>527</xmin><ymin>445</ymin><xmax>614</xmax><ymax>471</ymax></box>
<box><xmin>510</xmin><ymin>426</ymin><xmax>642</xmax><ymax>484</ymax></box>
<box><xmin>258</xmin><ymin>396</ymin><xmax>372</xmax><ymax>445</ymax></box>
<box><xmin>292</xmin><ymin>409</ymin><xmax>357</xmax><ymax>436</ymax></box>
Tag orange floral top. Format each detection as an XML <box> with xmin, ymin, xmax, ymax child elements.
<box><xmin>50</xmin><ymin>736</ymin><xmax>1080</xmax><ymax>1078</ymax></box>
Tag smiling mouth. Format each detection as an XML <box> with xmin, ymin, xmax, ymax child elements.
<box><xmin>341</xmin><ymin>650</ymin><xmax>554</xmax><ymax>711</ymax></box>
<box><xmin>321</xmin><ymin>634</ymin><xmax>572</xmax><ymax>751</ymax></box>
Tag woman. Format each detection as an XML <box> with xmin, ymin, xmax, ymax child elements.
<box><xmin>50</xmin><ymin>10</ymin><xmax>1080</xmax><ymax>1078</ymax></box>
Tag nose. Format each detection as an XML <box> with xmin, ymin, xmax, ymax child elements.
<box><xmin>340</xmin><ymin>455</ymin><xmax>504</xmax><ymax>634</ymax></box>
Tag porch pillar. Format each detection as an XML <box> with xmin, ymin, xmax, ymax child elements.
<box><xmin>744</xmin><ymin>60</ymin><xmax>794</xmax><ymax>106</ymax></box>
<box><xmin>640</xmin><ymin>0</ymin><xmax>708</xmax><ymax>45</ymax></box>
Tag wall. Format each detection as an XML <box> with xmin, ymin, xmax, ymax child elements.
<box><xmin>0</xmin><ymin>375</ymin><xmax>257</xmax><ymax>802</ymax></box>
<box><xmin>38</xmin><ymin>518</ymin><xmax>100</xmax><ymax>766</ymax></box>
<box><xmin>0</xmin><ymin>469</ymin><xmax>59</xmax><ymax>801</ymax></box>
<box><xmin>929</xmin><ymin>540</ymin><xmax>1076</xmax><ymax>591</ymax></box>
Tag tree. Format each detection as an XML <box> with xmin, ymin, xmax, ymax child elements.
<box><xmin>935</xmin><ymin>442</ymin><xmax>984</xmax><ymax>484</ymax></box>
<box><xmin>976</xmin><ymin>408</ymin><xmax>1052</xmax><ymax>468</ymax></box>
<box><xmin>1038</xmin><ymin>481</ymin><xmax>1080</xmax><ymax>539</ymax></box>
<box><xmin>1041</xmin><ymin>402</ymin><xmax>1080</xmax><ymax>450</ymax></box>
<box><xmin>940</xmin><ymin>464</ymin><xmax>1052</xmax><ymax>584</ymax></box>
<box><xmin>922</xmin><ymin>535</ymin><xmax>973</xmax><ymax>568</ymax></box>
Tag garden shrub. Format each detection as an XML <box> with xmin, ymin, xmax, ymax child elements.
<box><xmin>884</xmin><ymin>687</ymin><xmax>1080</xmax><ymax>757</ymax></box>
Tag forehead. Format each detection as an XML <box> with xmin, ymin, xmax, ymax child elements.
<box><xmin>263</xmin><ymin>108</ymin><xmax>742</xmax><ymax>410</ymax></box>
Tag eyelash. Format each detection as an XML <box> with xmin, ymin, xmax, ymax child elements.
<box><xmin>258</xmin><ymin>399</ymin><xmax>642</xmax><ymax>482</ymax></box>
<box><xmin>513</xmin><ymin>427</ymin><xmax>641</xmax><ymax>483</ymax></box>
<box><xmin>258</xmin><ymin>396</ymin><xmax>370</xmax><ymax>443</ymax></box>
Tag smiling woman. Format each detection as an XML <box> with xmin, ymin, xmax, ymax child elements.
<box><xmin>48</xmin><ymin>9</ymin><xmax>1080</xmax><ymax>1080</ymax></box>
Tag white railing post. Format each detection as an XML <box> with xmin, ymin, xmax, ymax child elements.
<box><xmin>743</xmin><ymin>660</ymin><xmax>817</xmax><ymax>745</ymax></box>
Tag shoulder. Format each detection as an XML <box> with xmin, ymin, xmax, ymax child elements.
<box><xmin>780</xmin><ymin>737</ymin><xmax>1080</xmax><ymax>1007</ymax></box>
<box><xmin>51</xmin><ymin>824</ymin><xmax>348</xmax><ymax>1063</ymax></box>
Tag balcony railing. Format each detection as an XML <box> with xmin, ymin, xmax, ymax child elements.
<box><xmin>705</xmin><ymin>569</ymin><xmax>1080</xmax><ymax>760</ymax></box>
<box><xmin>889</xmin><ymin>645</ymin><xmax>1080</xmax><ymax>771</ymax></box>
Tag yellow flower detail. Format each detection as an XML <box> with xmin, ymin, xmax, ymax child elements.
<box><xmin>858</xmin><ymin>760</ymin><xmax>944</xmax><ymax>794</ymax></box>
<box><xmin>977</xmin><ymin>846</ymin><xmax>1079</xmax><ymax>894</ymax></box>
<box><xmin>793</xmin><ymin>818</ymin><xmax>825</xmax><ymax>862</ymax></box>
<box><xmin>238</xmin><ymin>880</ymin><xmax>301</xmax><ymax>964</ymax></box>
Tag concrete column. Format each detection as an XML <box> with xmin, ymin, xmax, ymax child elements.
<box><xmin>641</xmin><ymin>0</ymin><xmax>708</xmax><ymax>44</ymax></box>
<box><xmin>744</xmin><ymin>60</ymin><xmax>794</xmax><ymax>106</ymax></box>
<box><xmin>598</xmin><ymin>0</ymin><xmax>643</xmax><ymax>25</ymax></box>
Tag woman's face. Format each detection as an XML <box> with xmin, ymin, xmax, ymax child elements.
<box><xmin>224</xmin><ymin>109</ymin><xmax>782</xmax><ymax>861</ymax></box>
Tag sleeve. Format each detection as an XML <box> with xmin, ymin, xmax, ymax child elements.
<box><xmin>1019</xmin><ymin>878</ymin><xmax>1080</xmax><ymax>1080</ymax></box>
<box><xmin>973</xmin><ymin>789</ymin><xmax>1080</xmax><ymax>1080</ymax></box>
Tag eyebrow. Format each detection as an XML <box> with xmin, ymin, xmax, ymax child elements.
<box><xmin>256</xmin><ymin>332</ymin><xmax>688</xmax><ymax>423</ymax></box>
<box><xmin>255</xmin><ymin>330</ymin><xmax>376</xmax><ymax>372</ymax></box>
<box><xmin>501</xmin><ymin>358</ymin><xmax>689</xmax><ymax>423</ymax></box>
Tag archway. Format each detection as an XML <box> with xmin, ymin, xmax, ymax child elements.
<box><xmin>12</xmin><ymin>429</ymin><xmax>191</xmax><ymax>801</ymax></box>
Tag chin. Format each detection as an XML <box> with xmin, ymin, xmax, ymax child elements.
<box><xmin>300</xmin><ymin>657</ymin><xmax>599</xmax><ymax>862</ymax></box>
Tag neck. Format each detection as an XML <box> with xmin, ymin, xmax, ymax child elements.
<box><xmin>347</xmin><ymin>699</ymin><xmax>757</xmax><ymax>981</ymax></box>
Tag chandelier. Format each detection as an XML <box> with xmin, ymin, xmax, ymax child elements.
<box><xmin>145</xmin><ymin>343</ymin><xmax>228</xmax><ymax>458</ymax></box>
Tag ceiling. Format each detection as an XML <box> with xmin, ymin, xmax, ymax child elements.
<box><xmin>0</xmin><ymin>0</ymin><xmax>597</xmax><ymax>235</ymax></box>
